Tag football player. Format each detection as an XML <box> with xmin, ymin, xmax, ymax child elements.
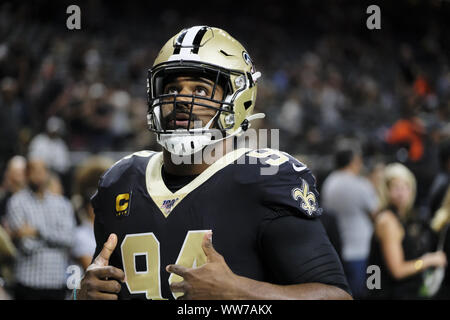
<box><xmin>77</xmin><ymin>26</ymin><xmax>352</xmax><ymax>300</ymax></box>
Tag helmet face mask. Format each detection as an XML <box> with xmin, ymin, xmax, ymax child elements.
<box><xmin>147</xmin><ymin>26</ymin><xmax>262</xmax><ymax>156</ymax></box>
<box><xmin>148</xmin><ymin>62</ymin><xmax>237</xmax><ymax>134</ymax></box>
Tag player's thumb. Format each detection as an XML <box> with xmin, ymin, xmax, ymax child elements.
<box><xmin>202</xmin><ymin>231</ymin><xmax>220</xmax><ymax>262</ymax></box>
<box><xmin>94</xmin><ymin>233</ymin><xmax>118</xmax><ymax>267</ymax></box>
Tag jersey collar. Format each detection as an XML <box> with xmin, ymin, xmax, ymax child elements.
<box><xmin>145</xmin><ymin>148</ymin><xmax>249</xmax><ymax>217</ymax></box>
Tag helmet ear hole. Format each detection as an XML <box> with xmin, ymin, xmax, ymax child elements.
<box><xmin>244</xmin><ymin>101</ymin><xmax>252</xmax><ymax>110</ymax></box>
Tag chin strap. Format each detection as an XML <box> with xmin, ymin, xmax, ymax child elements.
<box><xmin>252</xmin><ymin>72</ymin><xmax>262</xmax><ymax>83</ymax></box>
<box><xmin>245</xmin><ymin>113</ymin><xmax>265</xmax><ymax>126</ymax></box>
<box><xmin>157</xmin><ymin>112</ymin><xmax>266</xmax><ymax>156</ymax></box>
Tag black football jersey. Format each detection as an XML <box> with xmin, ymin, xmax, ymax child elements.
<box><xmin>91</xmin><ymin>148</ymin><xmax>346</xmax><ymax>300</ymax></box>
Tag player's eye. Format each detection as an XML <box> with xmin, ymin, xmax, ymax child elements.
<box><xmin>194</xmin><ymin>86</ymin><xmax>208</xmax><ymax>96</ymax></box>
<box><xmin>165</xmin><ymin>86</ymin><xmax>179</xmax><ymax>95</ymax></box>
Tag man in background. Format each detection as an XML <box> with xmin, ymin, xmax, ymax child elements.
<box><xmin>5</xmin><ymin>158</ymin><xmax>75</xmax><ymax>299</ymax></box>
<box><xmin>28</xmin><ymin>116</ymin><xmax>71</xmax><ymax>195</ymax></box>
<box><xmin>0</xmin><ymin>156</ymin><xmax>27</xmax><ymax>222</ymax></box>
<box><xmin>0</xmin><ymin>155</ymin><xmax>25</xmax><ymax>299</ymax></box>
<box><xmin>321</xmin><ymin>145</ymin><xmax>379</xmax><ymax>299</ymax></box>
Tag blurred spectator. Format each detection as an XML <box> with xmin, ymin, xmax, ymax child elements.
<box><xmin>428</xmin><ymin>140</ymin><xmax>450</xmax><ymax>216</ymax></box>
<box><xmin>0</xmin><ymin>155</ymin><xmax>24</xmax><ymax>298</ymax></box>
<box><xmin>0</xmin><ymin>224</ymin><xmax>16</xmax><ymax>261</ymax></box>
<box><xmin>321</xmin><ymin>144</ymin><xmax>379</xmax><ymax>299</ymax></box>
<box><xmin>28</xmin><ymin>56</ymin><xmax>64</xmax><ymax>130</ymax></box>
<box><xmin>0</xmin><ymin>155</ymin><xmax>26</xmax><ymax>221</ymax></box>
<box><xmin>385</xmin><ymin>111</ymin><xmax>425</xmax><ymax>163</ymax></box>
<box><xmin>385</xmin><ymin>96</ymin><xmax>442</xmax><ymax>209</ymax></box>
<box><xmin>431</xmin><ymin>187</ymin><xmax>450</xmax><ymax>234</ymax></box>
<box><xmin>0</xmin><ymin>77</ymin><xmax>27</xmax><ymax>173</ymax></box>
<box><xmin>275</xmin><ymin>92</ymin><xmax>304</xmax><ymax>151</ymax></box>
<box><xmin>368</xmin><ymin>163</ymin><xmax>447</xmax><ymax>299</ymax></box>
<box><xmin>47</xmin><ymin>172</ymin><xmax>64</xmax><ymax>196</ymax></box>
<box><xmin>366</xmin><ymin>161</ymin><xmax>386</xmax><ymax>206</ymax></box>
<box><xmin>0</xmin><ymin>222</ymin><xmax>16</xmax><ymax>300</ymax></box>
<box><xmin>28</xmin><ymin>116</ymin><xmax>70</xmax><ymax>177</ymax></box>
<box><xmin>430</xmin><ymin>186</ymin><xmax>450</xmax><ymax>298</ymax></box>
<box><xmin>0</xmin><ymin>1</ymin><xmax>448</xmax><ymax>177</ymax></box>
<box><xmin>4</xmin><ymin>159</ymin><xmax>75</xmax><ymax>300</ymax></box>
<box><xmin>71</xmin><ymin>156</ymin><xmax>114</xmax><ymax>271</ymax></box>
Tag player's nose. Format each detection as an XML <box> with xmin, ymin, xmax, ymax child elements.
<box><xmin>175</xmin><ymin>86</ymin><xmax>195</xmax><ymax>108</ymax></box>
<box><xmin>178</xmin><ymin>85</ymin><xmax>195</xmax><ymax>98</ymax></box>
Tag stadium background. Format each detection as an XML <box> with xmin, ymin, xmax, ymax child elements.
<box><xmin>0</xmin><ymin>0</ymin><xmax>449</xmax><ymax>299</ymax></box>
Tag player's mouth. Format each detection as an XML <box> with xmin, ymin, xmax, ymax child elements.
<box><xmin>166</xmin><ymin>112</ymin><xmax>195</xmax><ymax>129</ymax></box>
<box><xmin>175</xmin><ymin>113</ymin><xmax>190</xmax><ymax>128</ymax></box>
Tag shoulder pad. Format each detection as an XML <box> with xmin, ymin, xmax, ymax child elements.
<box><xmin>99</xmin><ymin>150</ymin><xmax>157</xmax><ymax>188</ymax></box>
<box><xmin>242</xmin><ymin>148</ymin><xmax>322</xmax><ymax>218</ymax></box>
<box><xmin>91</xmin><ymin>151</ymin><xmax>157</xmax><ymax>217</ymax></box>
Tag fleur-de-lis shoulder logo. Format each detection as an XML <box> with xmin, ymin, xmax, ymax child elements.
<box><xmin>292</xmin><ymin>180</ymin><xmax>317</xmax><ymax>216</ymax></box>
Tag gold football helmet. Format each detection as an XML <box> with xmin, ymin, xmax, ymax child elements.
<box><xmin>147</xmin><ymin>26</ymin><xmax>263</xmax><ymax>156</ymax></box>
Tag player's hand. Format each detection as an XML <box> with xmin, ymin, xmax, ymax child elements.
<box><xmin>78</xmin><ymin>233</ymin><xmax>125</xmax><ymax>300</ymax></box>
<box><xmin>166</xmin><ymin>232</ymin><xmax>239</xmax><ymax>300</ymax></box>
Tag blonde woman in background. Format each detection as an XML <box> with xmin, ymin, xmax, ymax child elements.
<box><xmin>368</xmin><ymin>163</ymin><xmax>447</xmax><ymax>299</ymax></box>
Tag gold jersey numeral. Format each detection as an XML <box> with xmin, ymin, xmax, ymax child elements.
<box><xmin>247</xmin><ymin>149</ymin><xmax>289</xmax><ymax>166</ymax></box>
<box><xmin>168</xmin><ymin>230</ymin><xmax>209</xmax><ymax>299</ymax></box>
<box><xmin>120</xmin><ymin>230</ymin><xmax>209</xmax><ymax>300</ymax></box>
<box><xmin>120</xmin><ymin>233</ymin><xmax>164</xmax><ymax>300</ymax></box>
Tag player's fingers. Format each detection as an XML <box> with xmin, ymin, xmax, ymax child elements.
<box><xmin>201</xmin><ymin>231</ymin><xmax>221</xmax><ymax>262</ymax></box>
<box><xmin>170</xmin><ymin>280</ymin><xmax>187</xmax><ymax>293</ymax></box>
<box><xmin>166</xmin><ymin>264</ymin><xmax>188</xmax><ymax>277</ymax></box>
<box><xmin>93</xmin><ymin>233</ymin><xmax>118</xmax><ymax>267</ymax></box>
<box><xmin>92</xmin><ymin>265</ymin><xmax>125</xmax><ymax>282</ymax></box>
<box><xmin>96</xmin><ymin>279</ymin><xmax>122</xmax><ymax>294</ymax></box>
<box><xmin>87</xmin><ymin>291</ymin><xmax>119</xmax><ymax>300</ymax></box>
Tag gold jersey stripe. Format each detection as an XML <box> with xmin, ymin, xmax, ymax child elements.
<box><xmin>146</xmin><ymin>148</ymin><xmax>250</xmax><ymax>218</ymax></box>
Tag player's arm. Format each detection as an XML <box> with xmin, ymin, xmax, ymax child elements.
<box><xmin>234</xmin><ymin>213</ymin><xmax>352</xmax><ymax>299</ymax></box>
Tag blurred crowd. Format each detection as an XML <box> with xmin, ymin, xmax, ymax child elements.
<box><xmin>0</xmin><ymin>0</ymin><xmax>449</xmax><ymax>299</ymax></box>
<box><xmin>319</xmin><ymin>144</ymin><xmax>450</xmax><ymax>299</ymax></box>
